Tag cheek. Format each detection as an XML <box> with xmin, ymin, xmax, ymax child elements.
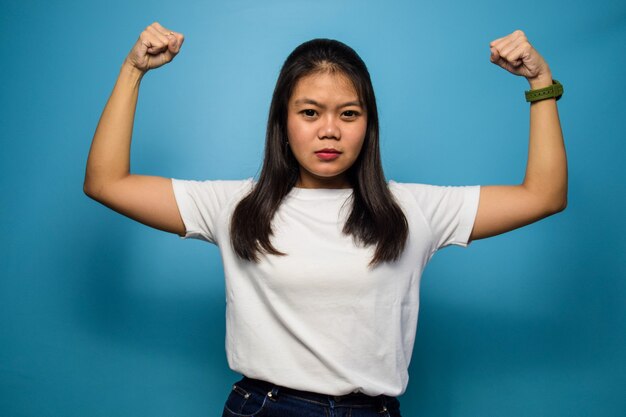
<box><xmin>286</xmin><ymin>116</ymin><xmax>296</xmax><ymax>139</ymax></box>
<box><xmin>348</xmin><ymin>125</ymin><xmax>367</xmax><ymax>154</ymax></box>
<box><xmin>286</xmin><ymin>121</ymin><xmax>307</xmax><ymax>160</ymax></box>
<box><xmin>287</xmin><ymin>117</ymin><xmax>305</xmax><ymax>143</ymax></box>
<box><xmin>287</xmin><ymin>120</ymin><xmax>318</xmax><ymax>149</ymax></box>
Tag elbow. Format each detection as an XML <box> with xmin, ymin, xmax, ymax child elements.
<box><xmin>526</xmin><ymin>182</ymin><xmax>567</xmax><ymax>216</ymax></box>
<box><xmin>545</xmin><ymin>192</ymin><xmax>568</xmax><ymax>215</ymax></box>
<box><xmin>83</xmin><ymin>182</ymin><xmax>96</xmax><ymax>200</ymax></box>
<box><xmin>83</xmin><ymin>179</ymin><xmax>103</xmax><ymax>201</ymax></box>
<box><xmin>554</xmin><ymin>186</ymin><xmax>568</xmax><ymax>213</ymax></box>
<box><xmin>83</xmin><ymin>169</ymin><xmax>95</xmax><ymax>199</ymax></box>
<box><xmin>551</xmin><ymin>198</ymin><xmax>567</xmax><ymax>214</ymax></box>
<box><xmin>83</xmin><ymin>180</ymin><xmax>91</xmax><ymax>197</ymax></box>
<box><xmin>83</xmin><ymin>170</ymin><xmax>110</xmax><ymax>201</ymax></box>
<box><xmin>84</xmin><ymin>172</ymin><xmax>129</xmax><ymax>202</ymax></box>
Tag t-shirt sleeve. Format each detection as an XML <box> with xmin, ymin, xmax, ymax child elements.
<box><xmin>392</xmin><ymin>181</ymin><xmax>481</xmax><ymax>250</ymax></box>
<box><xmin>170</xmin><ymin>178</ymin><xmax>254</xmax><ymax>244</ymax></box>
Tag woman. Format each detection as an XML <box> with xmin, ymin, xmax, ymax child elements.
<box><xmin>84</xmin><ymin>22</ymin><xmax>567</xmax><ymax>417</ymax></box>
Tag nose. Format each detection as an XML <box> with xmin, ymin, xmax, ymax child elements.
<box><xmin>317</xmin><ymin>115</ymin><xmax>340</xmax><ymax>140</ymax></box>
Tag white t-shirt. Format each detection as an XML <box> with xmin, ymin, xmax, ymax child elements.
<box><xmin>171</xmin><ymin>178</ymin><xmax>480</xmax><ymax>396</ymax></box>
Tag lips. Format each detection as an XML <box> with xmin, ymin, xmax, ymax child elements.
<box><xmin>315</xmin><ymin>148</ymin><xmax>341</xmax><ymax>154</ymax></box>
<box><xmin>315</xmin><ymin>148</ymin><xmax>342</xmax><ymax>161</ymax></box>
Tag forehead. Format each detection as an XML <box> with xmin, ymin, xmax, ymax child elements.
<box><xmin>290</xmin><ymin>71</ymin><xmax>360</xmax><ymax>104</ymax></box>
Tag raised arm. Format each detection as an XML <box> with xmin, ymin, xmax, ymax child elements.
<box><xmin>469</xmin><ymin>30</ymin><xmax>567</xmax><ymax>242</ymax></box>
<box><xmin>83</xmin><ymin>22</ymin><xmax>186</xmax><ymax>236</ymax></box>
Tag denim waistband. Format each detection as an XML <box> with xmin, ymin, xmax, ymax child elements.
<box><xmin>237</xmin><ymin>376</ymin><xmax>394</xmax><ymax>408</ymax></box>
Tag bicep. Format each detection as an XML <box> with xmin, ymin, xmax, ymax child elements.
<box><xmin>86</xmin><ymin>174</ymin><xmax>186</xmax><ymax>236</ymax></box>
<box><xmin>469</xmin><ymin>184</ymin><xmax>559</xmax><ymax>241</ymax></box>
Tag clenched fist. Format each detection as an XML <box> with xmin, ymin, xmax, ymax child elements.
<box><xmin>489</xmin><ymin>30</ymin><xmax>552</xmax><ymax>88</ymax></box>
<box><xmin>124</xmin><ymin>22</ymin><xmax>184</xmax><ymax>73</ymax></box>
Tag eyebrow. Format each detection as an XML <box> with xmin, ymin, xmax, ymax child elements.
<box><xmin>293</xmin><ymin>98</ymin><xmax>362</xmax><ymax>109</ymax></box>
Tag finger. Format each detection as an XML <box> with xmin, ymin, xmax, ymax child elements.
<box><xmin>490</xmin><ymin>37</ymin><xmax>513</xmax><ymax>63</ymax></box>
<box><xmin>161</xmin><ymin>30</ymin><xmax>182</xmax><ymax>53</ymax></box>
<box><xmin>490</xmin><ymin>33</ymin><xmax>513</xmax><ymax>50</ymax></box>
<box><xmin>501</xmin><ymin>40</ymin><xmax>533</xmax><ymax>71</ymax></box>
<box><xmin>494</xmin><ymin>34</ymin><xmax>522</xmax><ymax>58</ymax></box>
<box><xmin>509</xmin><ymin>44</ymin><xmax>539</xmax><ymax>78</ymax></box>
<box><xmin>146</xmin><ymin>46</ymin><xmax>175</xmax><ymax>69</ymax></box>
<box><xmin>489</xmin><ymin>39</ymin><xmax>511</xmax><ymax>64</ymax></box>
<box><xmin>492</xmin><ymin>56</ymin><xmax>518</xmax><ymax>74</ymax></box>
<box><xmin>500</xmin><ymin>36</ymin><xmax>528</xmax><ymax>56</ymax></box>
<box><xmin>173</xmin><ymin>33</ymin><xmax>184</xmax><ymax>48</ymax></box>
<box><xmin>165</xmin><ymin>31</ymin><xmax>184</xmax><ymax>52</ymax></box>
<box><xmin>496</xmin><ymin>43</ymin><xmax>522</xmax><ymax>64</ymax></box>
<box><xmin>145</xmin><ymin>40</ymin><xmax>170</xmax><ymax>56</ymax></box>
<box><xmin>152</xmin><ymin>23</ymin><xmax>179</xmax><ymax>44</ymax></box>
<box><xmin>494</xmin><ymin>40</ymin><xmax>530</xmax><ymax>71</ymax></box>
<box><xmin>140</xmin><ymin>34</ymin><xmax>167</xmax><ymax>55</ymax></box>
<box><xmin>147</xmin><ymin>25</ymin><xmax>171</xmax><ymax>47</ymax></box>
<box><xmin>490</xmin><ymin>29</ymin><xmax>525</xmax><ymax>52</ymax></box>
<box><xmin>503</xmin><ymin>45</ymin><xmax>524</xmax><ymax>68</ymax></box>
<box><xmin>151</xmin><ymin>22</ymin><xmax>180</xmax><ymax>42</ymax></box>
<box><xmin>151</xmin><ymin>21</ymin><xmax>173</xmax><ymax>36</ymax></box>
<box><xmin>159</xmin><ymin>49</ymin><xmax>175</xmax><ymax>66</ymax></box>
<box><xmin>489</xmin><ymin>35</ymin><xmax>508</xmax><ymax>49</ymax></box>
<box><xmin>491</xmin><ymin>46</ymin><xmax>533</xmax><ymax>76</ymax></box>
<box><xmin>490</xmin><ymin>46</ymin><xmax>500</xmax><ymax>63</ymax></box>
<box><xmin>149</xmin><ymin>23</ymin><xmax>183</xmax><ymax>53</ymax></box>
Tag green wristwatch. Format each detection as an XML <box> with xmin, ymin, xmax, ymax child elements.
<box><xmin>525</xmin><ymin>79</ymin><xmax>563</xmax><ymax>103</ymax></box>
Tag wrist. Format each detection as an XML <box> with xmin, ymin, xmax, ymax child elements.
<box><xmin>121</xmin><ymin>60</ymin><xmax>146</xmax><ymax>82</ymax></box>
<box><xmin>527</xmin><ymin>68</ymin><xmax>553</xmax><ymax>89</ymax></box>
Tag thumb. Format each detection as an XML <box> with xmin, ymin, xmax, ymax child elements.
<box><xmin>490</xmin><ymin>47</ymin><xmax>499</xmax><ymax>63</ymax></box>
<box><xmin>167</xmin><ymin>34</ymin><xmax>179</xmax><ymax>54</ymax></box>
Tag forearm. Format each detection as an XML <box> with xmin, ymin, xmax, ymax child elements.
<box><xmin>84</xmin><ymin>61</ymin><xmax>145</xmax><ymax>197</ymax></box>
<box><xmin>521</xmin><ymin>71</ymin><xmax>568</xmax><ymax>212</ymax></box>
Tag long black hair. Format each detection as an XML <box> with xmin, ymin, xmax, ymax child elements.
<box><xmin>230</xmin><ymin>39</ymin><xmax>408</xmax><ymax>267</ymax></box>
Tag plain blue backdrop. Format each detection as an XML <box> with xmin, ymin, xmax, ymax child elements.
<box><xmin>1</xmin><ymin>0</ymin><xmax>625</xmax><ymax>416</ymax></box>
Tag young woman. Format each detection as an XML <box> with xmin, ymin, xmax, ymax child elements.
<box><xmin>84</xmin><ymin>22</ymin><xmax>567</xmax><ymax>417</ymax></box>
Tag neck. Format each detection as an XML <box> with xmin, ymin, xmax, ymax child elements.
<box><xmin>296</xmin><ymin>172</ymin><xmax>351</xmax><ymax>189</ymax></box>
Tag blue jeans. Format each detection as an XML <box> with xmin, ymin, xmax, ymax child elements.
<box><xmin>221</xmin><ymin>376</ymin><xmax>402</xmax><ymax>417</ymax></box>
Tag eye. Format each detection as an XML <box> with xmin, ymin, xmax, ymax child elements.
<box><xmin>301</xmin><ymin>109</ymin><xmax>317</xmax><ymax>118</ymax></box>
<box><xmin>342</xmin><ymin>110</ymin><xmax>360</xmax><ymax>119</ymax></box>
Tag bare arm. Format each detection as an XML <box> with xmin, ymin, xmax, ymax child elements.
<box><xmin>469</xmin><ymin>30</ymin><xmax>567</xmax><ymax>241</ymax></box>
<box><xmin>84</xmin><ymin>22</ymin><xmax>186</xmax><ymax>236</ymax></box>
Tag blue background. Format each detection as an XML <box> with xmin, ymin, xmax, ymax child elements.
<box><xmin>1</xmin><ymin>0</ymin><xmax>625</xmax><ymax>416</ymax></box>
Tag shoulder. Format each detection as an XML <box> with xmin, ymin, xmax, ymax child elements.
<box><xmin>387</xmin><ymin>180</ymin><xmax>437</xmax><ymax>199</ymax></box>
<box><xmin>388</xmin><ymin>180</ymin><xmax>479</xmax><ymax>196</ymax></box>
<box><xmin>172</xmin><ymin>177</ymin><xmax>254</xmax><ymax>193</ymax></box>
<box><xmin>387</xmin><ymin>180</ymin><xmax>480</xmax><ymax>213</ymax></box>
<box><xmin>171</xmin><ymin>177</ymin><xmax>256</xmax><ymax>208</ymax></box>
<box><xmin>388</xmin><ymin>179</ymin><xmax>449</xmax><ymax>192</ymax></box>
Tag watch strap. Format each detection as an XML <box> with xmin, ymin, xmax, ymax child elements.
<box><xmin>525</xmin><ymin>79</ymin><xmax>563</xmax><ymax>102</ymax></box>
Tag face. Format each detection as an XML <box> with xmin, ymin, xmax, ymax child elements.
<box><xmin>286</xmin><ymin>71</ymin><xmax>367</xmax><ymax>189</ymax></box>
